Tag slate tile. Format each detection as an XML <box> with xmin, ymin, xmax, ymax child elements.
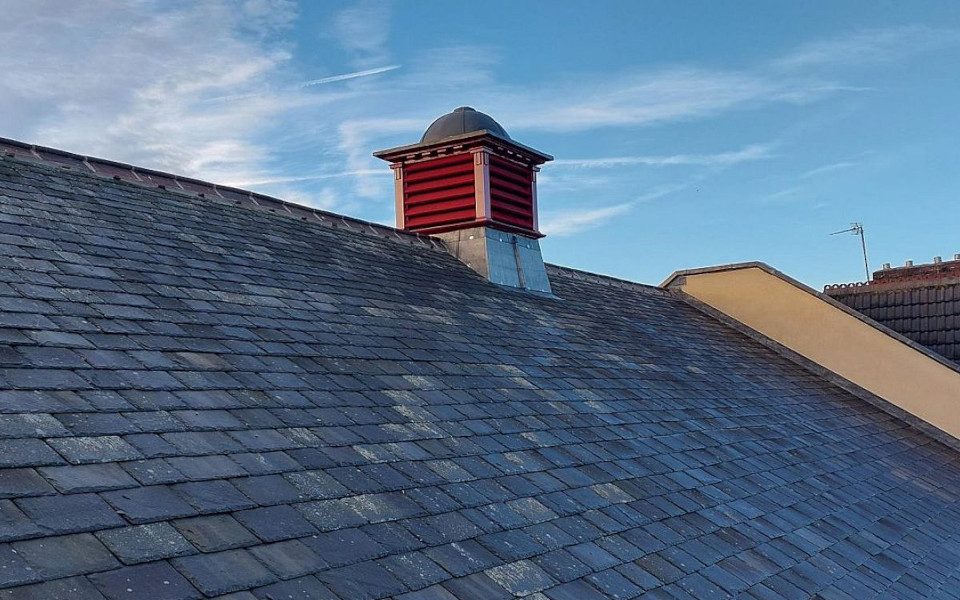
<box><xmin>125</xmin><ymin>432</ymin><xmax>179</xmax><ymax>457</ymax></box>
<box><xmin>316</xmin><ymin>560</ymin><xmax>406</xmax><ymax>600</ymax></box>
<box><xmin>230</xmin><ymin>451</ymin><xmax>300</xmax><ymax>475</ymax></box>
<box><xmin>96</xmin><ymin>522</ymin><xmax>195</xmax><ymax>564</ymax></box>
<box><xmin>484</xmin><ymin>559</ymin><xmax>556</xmax><ymax>596</ymax></box>
<box><xmin>441</xmin><ymin>572</ymin><xmax>513</xmax><ymax>600</ymax></box>
<box><xmin>234</xmin><ymin>504</ymin><xmax>318</xmax><ymax>542</ymax></box>
<box><xmin>173</xmin><ymin>514</ymin><xmax>259</xmax><ymax>552</ymax></box>
<box><xmin>173</xmin><ymin>549</ymin><xmax>276</xmax><ymax>596</ymax></box>
<box><xmin>0</xmin><ymin>576</ymin><xmax>107</xmax><ymax>600</ymax></box>
<box><xmin>533</xmin><ymin>549</ymin><xmax>592</xmax><ymax>583</ymax></box>
<box><xmin>233</xmin><ymin>474</ymin><xmax>302</xmax><ymax>505</ymax></box>
<box><xmin>0</xmin><ymin>542</ymin><xmax>38</xmax><ymax>588</ymax></box>
<box><xmin>1</xmin><ymin>368</ymin><xmax>89</xmax><ymax>389</ymax></box>
<box><xmin>304</xmin><ymin>527</ymin><xmax>386</xmax><ymax>567</ymax></box>
<box><xmin>394</xmin><ymin>585</ymin><xmax>459</xmax><ymax>600</ymax></box>
<box><xmin>168</xmin><ymin>454</ymin><xmax>247</xmax><ymax>480</ymax></box>
<box><xmin>252</xmin><ymin>575</ymin><xmax>338</xmax><ymax>600</ymax></box>
<box><xmin>296</xmin><ymin>498</ymin><xmax>366</xmax><ymax>531</ymax></box>
<box><xmin>425</xmin><ymin>540</ymin><xmax>500</xmax><ymax>577</ymax></box>
<box><xmin>0</xmin><ymin>413</ymin><xmax>68</xmax><ymax>438</ymax></box>
<box><xmin>585</xmin><ymin>569</ymin><xmax>643</xmax><ymax>599</ymax></box>
<box><xmin>0</xmin><ymin>468</ymin><xmax>55</xmax><ymax>498</ymax></box>
<box><xmin>163</xmin><ymin>431</ymin><xmax>243</xmax><ymax>455</ymax></box>
<box><xmin>102</xmin><ymin>485</ymin><xmax>196</xmax><ymax>523</ymax></box>
<box><xmin>249</xmin><ymin>539</ymin><xmax>324</xmax><ymax>579</ymax></box>
<box><xmin>0</xmin><ymin>438</ymin><xmax>64</xmax><ymax>467</ymax></box>
<box><xmin>542</xmin><ymin>579</ymin><xmax>610</xmax><ymax>600</ymax></box>
<box><xmin>121</xmin><ymin>458</ymin><xmax>186</xmax><ymax>485</ymax></box>
<box><xmin>0</xmin><ymin>500</ymin><xmax>45</xmax><ymax>541</ymax></box>
<box><xmin>174</xmin><ymin>480</ymin><xmax>257</xmax><ymax>513</ymax></box>
<box><xmin>567</xmin><ymin>541</ymin><xmax>619</xmax><ymax>572</ymax></box>
<box><xmin>379</xmin><ymin>551</ymin><xmax>449</xmax><ymax>589</ymax></box>
<box><xmin>16</xmin><ymin>492</ymin><xmax>124</xmax><ymax>533</ymax></box>
<box><xmin>39</xmin><ymin>463</ymin><xmax>138</xmax><ymax>493</ymax></box>
<box><xmin>361</xmin><ymin>521</ymin><xmax>424</xmax><ymax>554</ymax></box>
<box><xmin>47</xmin><ymin>436</ymin><xmax>141</xmax><ymax>464</ymax></box>
<box><xmin>13</xmin><ymin>533</ymin><xmax>119</xmax><ymax>580</ymax></box>
<box><xmin>89</xmin><ymin>562</ymin><xmax>202</xmax><ymax>600</ymax></box>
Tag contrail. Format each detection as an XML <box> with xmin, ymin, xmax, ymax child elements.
<box><xmin>300</xmin><ymin>65</ymin><xmax>401</xmax><ymax>88</ymax></box>
<box><xmin>207</xmin><ymin>65</ymin><xmax>401</xmax><ymax>103</ymax></box>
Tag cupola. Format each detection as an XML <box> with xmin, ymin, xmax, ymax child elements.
<box><xmin>374</xmin><ymin>107</ymin><xmax>553</xmax><ymax>293</ymax></box>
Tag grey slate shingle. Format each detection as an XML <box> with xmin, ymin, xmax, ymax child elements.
<box><xmin>102</xmin><ymin>485</ymin><xmax>196</xmax><ymax>523</ymax></box>
<box><xmin>38</xmin><ymin>463</ymin><xmax>138</xmax><ymax>493</ymax></box>
<box><xmin>96</xmin><ymin>522</ymin><xmax>196</xmax><ymax>565</ymax></box>
<box><xmin>233</xmin><ymin>504</ymin><xmax>317</xmax><ymax>542</ymax></box>
<box><xmin>1</xmin><ymin>148</ymin><xmax>960</xmax><ymax>600</ymax></box>
<box><xmin>89</xmin><ymin>562</ymin><xmax>201</xmax><ymax>600</ymax></box>
<box><xmin>15</xmin><ymin>492</ymin><xmax>124</xmax><ymax>534</ymax></box>
<box><xmin>0</xmin><ymin>576</ymin><xmax>107</xmax><ymax>600</ymax></box>
<box><xmin>0</xmin><ymin>439</ymin><xmax>64</xmax><ymax>468</ymax></box>
<box><xmin>12</xmin><ymin>533</ymin><xmax>119</xmax><ymax>581</ymax></box>
<box><xmin>172</xmin><ymin>549</ymin><xmax>276</xmax><ymax>596</ymax></box>
<box><xmin>172</xmin><ymin>514</ymin><xmax>259</xmax><ymax>552</ymax></box>
<box><xmin>47</xmin><ymin>436</ymin><xmax>141</xmax><ymax>464</ymax></box>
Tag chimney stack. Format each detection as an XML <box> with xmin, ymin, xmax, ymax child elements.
<box><xmin>375</xmin><ymin>107</ymin><xmax>553</xmax><ymax>293</ymax></box>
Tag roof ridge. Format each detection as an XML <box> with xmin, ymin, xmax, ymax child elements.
<box><xmin>545</xmin><ymin>263</ymin><xmax>667</xmax><ymax>295</ymax></box>
<box><xmin>0</xmin><ymin>135</ymin><xmax>447</xmax><ymax>253</ymax></box>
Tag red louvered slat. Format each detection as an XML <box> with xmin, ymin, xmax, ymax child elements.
<box><xmin>401</xmin><ymin>152</ymin><xmax>477</xmax><ymax>229</ymax></box>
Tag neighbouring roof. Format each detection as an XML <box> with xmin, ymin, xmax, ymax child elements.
<box><xmin>826</xmin><ymin>259</ymin><xmax>960</xmax><ymax>362</ymax></box>
<box><xmin>1</xmin><ymin>143</ymin><xmax>960</xmax><ymax>600</ymax></box>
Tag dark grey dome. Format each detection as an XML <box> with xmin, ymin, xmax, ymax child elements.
<box><xmin>420</xmin><ymin>107</ymin><xmax>510</xmax><ymax>143</ymax></box>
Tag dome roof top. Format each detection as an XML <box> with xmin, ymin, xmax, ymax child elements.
<box><xmin>420</xmin><ymin>107</ymin><xmax>510</xmax><ymax>143</ymax></box>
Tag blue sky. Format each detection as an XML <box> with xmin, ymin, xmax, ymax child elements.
<box><xmin>2</xmin><ymin>1</ymin><xmax>959</xmax><ymax>287</ymax></box>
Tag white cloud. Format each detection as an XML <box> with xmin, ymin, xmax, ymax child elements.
<box><xmin>0</xmin><ymin>8</ymin><xmax>941</xmax><ymax>223</ymax></box>
<box><xmin>799</xmin><ymin>160</ymin><xmax>859</xmax><ymax>179</ymax></box>
<box><xmin>540</xmin><ymin>202</ymin><xmax>634</xmax><ymax>237</ymax></box>
<box><xmin>0</xmin><ymin>0</ymin><xmax>303</xmax><ymax>185</ymax></box>
<box><xmin>337</xmin><ymin>118</ymin><xmax>423</xmax><ymax>198</ymax></box>
<box><xmin>328</xmin><ymin>0</ymin><xmax>393</xmax><ymax>69</ymax></box>
<box><xmin>774</xmin><ymin>26</ymin><xmax>960</xmax><ymax>70</ymax></box>
<box><xmin>551</xmin><ymin>144</ymin><xmax>774</xmax><ymax>169</ymax></box>
<box><xmin>507</xmin><ymin>69</ymin><xmax>791</xmax><ymax>132</ymax></box>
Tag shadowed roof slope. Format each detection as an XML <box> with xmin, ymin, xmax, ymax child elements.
<box><xmin>1</xmin><ymin>149</ymin><xmax>960</xmax><ymax>599</ymax></box>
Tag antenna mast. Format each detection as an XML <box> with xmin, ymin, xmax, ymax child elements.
<box><xmin>831</xmin><ymin>222</ymin><xmax>870</xmax><ymax>281</ymax></box>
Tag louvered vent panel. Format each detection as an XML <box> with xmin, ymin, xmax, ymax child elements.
<box><xmin>489</xmin><ymin>155</ymin><xmax>534</xmax><ymax>231</ymax></box>
<box><xmin>403</xmin><ymin>153</ymin><xmax>476</xmax><ymax>230</ymax></box>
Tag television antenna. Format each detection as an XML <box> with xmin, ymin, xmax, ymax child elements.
<box><xmin>831</xmin><ymin>222</ymin><xmax>870</xmax><ymax>281</ymax></box>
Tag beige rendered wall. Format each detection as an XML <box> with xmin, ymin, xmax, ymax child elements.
<box><xmin>670</xmin><ymin>266</ymin><xmax>960</xmax><ymax>439</ymax></box>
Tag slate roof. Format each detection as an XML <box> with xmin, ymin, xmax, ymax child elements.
<box><xmin>826</xmin><ymin>278</ymin><xmax>960</xmax><ymax>363</ymax></box>
<box><xmin>1</xmin><ymin>146</ymin><xmax>960</xmax><ymax>600</ymax></box>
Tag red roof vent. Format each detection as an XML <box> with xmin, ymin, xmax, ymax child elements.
<box><xmin>374</xmin><ymin>107</ymin><xmax>552</xmax><ymax>238</ymax></box>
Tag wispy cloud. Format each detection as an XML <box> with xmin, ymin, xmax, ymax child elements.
<box><xmin>540</xmin><ymin>202</ymin><xmax>634</xmax><ymax>237</ymax></box>
<box><xmin>337</xmin><ymin>118</ymin><xmax>423</xmax><ymax>198</ymax></box>
<box><xmin>0</xmin><ymin>7</ymin><xmax>944</xmax><ymax>225</ymax></box>
<box><xmin>505</xmin><ymin>69</ymin><xmax>828</xmax><ymax>132</ymax></box>
<box><xmin>774</xmin><ymin>25</ymin><xmax>960</xmax><ymax>70</ymax></box>
<box><xmin>231</xmin><ymin>169</ymin><xmax>385</xmax><ymax>188</ymax></box>
<box><xmin>0</xmin><ymin>0</ymin><xmax>303</xmax><ymax>185</ymax></box>
<box><xmin>328</xmin><ymin>0</ymin><xmax>393</xmax><ymax>69</ymax></box>
<box><xmin>799</xmin><ymin>160</ymin><xmax>858</xmax><ymax>179</ymax></box>
<box><xmin>552</xmin><ymin>144</ymin><xmax>774</xmax><ymax>169</ymax></box>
